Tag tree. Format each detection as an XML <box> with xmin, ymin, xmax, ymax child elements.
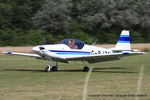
<box><xmin>25</xmin><ymin>30</ymin><xmax>43</xmax><ymax>45</ymax></box>
<box><xmin>0</xmin><ymin>0</ymin><xmax>150</xmax><ymax>46</ymax></box>
<box><xmin>0</xmin><ymin>0</ymin><xmax>44</xmax><ymax>46</ymax></box>
<box><xmin>33</xmin><ymin>0</ymin><xmax>72</xmax><ymax>34</ymax></box>
<box><xmin>0</xmin><ymin>2</ymin><xmax>13</xmax><ymax>29</ymax></box>
<box><xmin>77</xmin><ymin>0</ymin><xmax>150</xmax><ymax>30</ymax></box>
<box><xmin>77</xmin><ymin>0</ymin><xmax>150</xmax><ymax>43</ymax></box>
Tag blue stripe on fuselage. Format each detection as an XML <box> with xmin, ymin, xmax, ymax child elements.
<box><xmin>56</xmin><ymin>52</ymin><xmax>90</xmax><ymax>55</ymax></box>
<box><xmin>122</xmin><ymin>52</ymin><xmax>130</xmax><ymax>54</ymax></box>
<box><xmin>49</xmin><ymin>50</ymin><xmax>90</xmax><ymax>55</ymax></box>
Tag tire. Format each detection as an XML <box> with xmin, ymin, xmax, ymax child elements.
<box><xmin>52</xmin><ymin>66</ymin><xmax>58</xmax><ymax>71</ymax></box>
<box><xmin>83</xmin><ymin>66</ymin><xmax>89</xmax><ymax>72</ymax></box>
<box><xmin>45</xmin><ymin>66</ymin><xmax>51</xmax><ymax>72</ymax></box>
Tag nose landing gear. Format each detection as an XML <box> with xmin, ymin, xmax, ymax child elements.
<box><xmin>45</xmin><ymin>60</ymin><xmax>58</xmax><ymax>72</ymax></box>
<box><xmin>82</xmin><ymin>59</ymin><xmax>89</xmax><ymax>72</ymax></box>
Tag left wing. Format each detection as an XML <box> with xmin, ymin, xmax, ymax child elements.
<box><xmin>65</xmin><ymin>53</ymin><xmax>122</xmax><ymax>63</ymax></box>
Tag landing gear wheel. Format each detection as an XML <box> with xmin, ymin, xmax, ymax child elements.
<box><xmin>83</xmin><ymin>66</ymin><xmax>89</xmax><ymax>72</ymax></box>
<box><xmin>45</xmin><ymin>66</ymin><xmax>51</xmax><ymax>72</ymax></box>
<box><xmin>52</xmin><ymin>66</ymin><xmax>58</xmax><ymax>71</ymax></box>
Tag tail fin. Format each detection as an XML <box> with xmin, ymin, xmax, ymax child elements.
<box><xmin>113</xmin><ymin>30</ymin><xmax>131</xmax><ymax>51</ymax></box>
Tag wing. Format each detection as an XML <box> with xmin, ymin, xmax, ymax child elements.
<box><xmin>86</xmin><ymin>54</ymin><xmax>121</xmax><ymax>63</ymax></box>
<box><xmin>65</xmin><ymin>51</ymin><xmax>145</xmax><ymax>63</ymax></box>
<box><xmin>2</xmin><ymin>52</ymin><xmax>41</xmax><ymax>58</ymax></box>
<box><xmin>65</xmin><ymin>53</ymin><xmax>122</xmax><ymax>63</ymax></box>
<box><xmin>3</xmin><ymin>52</ymin><xmax>68</xmax><ymax>63</ymax></box>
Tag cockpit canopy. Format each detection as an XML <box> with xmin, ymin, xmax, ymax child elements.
<box><xmin>58</xmin><ymin>39</ymin><xmax>85</xmax><ymax>49</ymax></box>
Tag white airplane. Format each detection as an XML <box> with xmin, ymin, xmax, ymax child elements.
<box><xmin>3</xmin><ymin>30</ymin><xmax>145</xmax><ymax>72</ymax></box>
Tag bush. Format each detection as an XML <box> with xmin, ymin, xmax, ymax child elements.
<box><xmin>45</xmin><ymin>34</ymin><xmax>56</xmax><ymax>44</ymax></box>
<box><xmin>142</xmin><ymin>48</ymin><xmax>150</xmax><ymax>52</ymax></box>
<box><xmin>68</xmin><ymin>31</ymin><xmax>91</xmax><ymax>43</ymax></box>
<box><xmin>25</xmin><ymin>30</ymin><xmax>43</xmax><ymax>45</ymax></box>
<box><xmin>0</xmin><ymin>29</ymin><xmax>17</xmax><ymax>46</ymax></box>
<box><xmin>130</xmin><ymin>31</ymin><xmax>145</xmax><ymax>43</ymax></box>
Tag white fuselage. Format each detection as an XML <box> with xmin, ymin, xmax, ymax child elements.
<box><xmin>32</xmin><ymin>44</ymin><xmax>113</xmax><ymax>59</ymax></box>
<box><xmin>3</xmin><ymin>30</ymin><xmax>145</xmax><ymax>72</ymax></box>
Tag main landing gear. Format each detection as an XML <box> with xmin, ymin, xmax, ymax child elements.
<box><xmin>82</xmin><ymin>59</ymin><xmax>89</xmax><ymax>72</ymax></box>
<box><xmin>45</xmin><ymin>59</ymin><xmax>89</xmax><ymax>72</ymax></box>
<box><xmin>45</xmin><ymin>60</ymin><xmax>58</xmax><ymax>72</ymax></box>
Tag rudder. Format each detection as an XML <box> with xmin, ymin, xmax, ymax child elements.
<box><xmin>113</xmin><ymin>30</ymin><xmax>131</xmax><ymax>51</ymax></box>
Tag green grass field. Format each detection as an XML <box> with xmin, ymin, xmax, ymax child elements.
<box><xmin>0</xmin><ymin>53</ymin><xmax>150</xmax><ymax>100</ymax></box>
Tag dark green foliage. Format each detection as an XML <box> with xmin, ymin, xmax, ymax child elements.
<box><xmin>77</xmin><ymin>0</ymin><xmax>150</xmax><ymax>43</ymax></box>
<box><xmin>147</xmin><ymin>34</ymin><xmax>150</xmax><ymax>42</ymax></box>
<box><xmin>44</xmin><ymin>34</ymin><xmax>55</xmax><ymax>44</ymax></box>
<box><xmin>0</xmin><ymin>0</ymin><xmax>150</xmax><ymax>46</ymax></box>
<box><xmin>77</xmin><ymin>0</ymin><xmax>150</xmax><ymax>30</ymax></box>
<box><xmin>0</xmin><ymin>2</ymin><xmax>13</xmax><ymax>29</ymax></box>
<box><xmin>93</xmin><ymin>29</ymin><xmax>121</xmax><ymax>44</ymax></box>
<box><xmin>130</xmin><ymin>31</ymin><xmax>145</xmax><ymax>43</ymax></box>
<box><xmin>33</xmin><ymin>0</ymin><xmax>72</xmax><ymax>34</ymax></box>
<box><xmin>0</xmin><ymin>0</ymin><xmax>44</xmax><ymax>46</ymax></box>
<box><xmin>69</xmin><ymin>32</ymin><xmax>91</xmax><ymax>43</ymax></box>
<box><xmin>25</xmin><ymin>30</ymin><xmax>43</xmax><ymax>45</ymax></box>
<box><xmin>0</xmin><ymin>30</ymin><xmax>13</xmax><ymax>46</ymax></box>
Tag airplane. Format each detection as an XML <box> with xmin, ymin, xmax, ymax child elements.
<box><xmin>2</xmin><ymin>30</ymin><xmax>146</xmax><ymax>72</ymax></box>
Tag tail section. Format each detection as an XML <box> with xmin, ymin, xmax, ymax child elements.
<box><xmin>111</xmin><ymin>30</ymin><xmax>146</xmax><ymax>55</ymax></box>
<box><xmin>113</xmin><ymin>30</ymin><xmax>131</xmax><ymax>51</ymax></box>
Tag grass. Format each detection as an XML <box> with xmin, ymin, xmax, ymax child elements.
<box><xmin>0</xmin><ymin>53</ymin><xmax>150</xmax><ymax>100</ymax></box>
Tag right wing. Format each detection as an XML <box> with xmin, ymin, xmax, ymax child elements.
<box><xmin>2</xmin><ymin>52</ymin><xmax>68</xmax><ymax>63</ymax></box>
<box><xmin>2</xmin><ymin>52</ymin><xmax>41</xmax><ymax>58</ymax></box>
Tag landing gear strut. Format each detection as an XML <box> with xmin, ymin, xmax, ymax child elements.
<box><xmin>82</xmin><ymin>59</ymin><xmax>89</xmax><ymax>72</ymax></box>
<box><xmin>45</xmin><ymin>60</ymin><xmax>51</xmax><ymax>72</ymax></box>
<box><xmin>45</xmin><ymin>60</ymin><xmax>58</xmax><ymax>72</ymax></box>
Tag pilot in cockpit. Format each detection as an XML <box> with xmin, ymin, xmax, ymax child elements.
<box><xmin>71</xmin><ymin>40</ymin><xmax>77</xmax><ymax>49</ymax></box>
<box><xmin>68</xmin><ymin>40</ymin><xmax>72</xmax><ymax>48</ymax></box>
<box><xmin>68</xmin><ymin>40</ymin><xmax>77</xmax><ymax>49</ymax></box>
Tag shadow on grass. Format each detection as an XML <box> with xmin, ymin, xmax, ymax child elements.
<box><xmin>92</xmin><ymin>70</ymin><xmax>136</xmax><ymax>73</ymax></box>
<box><xmin>3</xmin><ymin>69</ymin><xmax>44</xmax><ymax>72</ymax></box>
<box><xmin>2</xmin><ymin>67</ymin><xmax>137</xmax><ymax>73</ymax></box>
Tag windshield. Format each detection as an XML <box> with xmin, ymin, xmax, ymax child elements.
<box><xmin>58</xmin><ymin>39</ymin><xmax>85</xmax><ymax>49</ymax></box>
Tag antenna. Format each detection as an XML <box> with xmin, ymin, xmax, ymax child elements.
<box><xmin>92</xmin><ymin>39</ymin><xmax>97</xmax><ymax>45</ymax></box>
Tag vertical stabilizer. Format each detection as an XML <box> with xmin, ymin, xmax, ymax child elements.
<box><xmin>113</xmin><ymin>30</ymin><xmax>131</xmax><ymax>51</ymax></box>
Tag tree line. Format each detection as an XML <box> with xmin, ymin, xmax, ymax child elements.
<box><xmin>0</xmin><ymin>0</ymin><xmax>150</xmax><ymax>46</ymax></box>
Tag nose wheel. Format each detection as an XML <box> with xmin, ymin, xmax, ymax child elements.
<box><xmin>82</xmin><ymin>59</ymin><xmax>89</xmax><ymax>72</ymax></box>
<box><xmin>45</xmin><ymin>60</ymin><xmax>58</xmax><ymax>72</ymax></box>
<box><xmin>45</xmin><ymin>65</ymin><xmax>51</xmax><ymax>72</ymax></box>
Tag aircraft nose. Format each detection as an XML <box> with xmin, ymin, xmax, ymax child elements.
<box><xmin>32</xmin><ymin>46</ymin><xmax>39</xmax><ymax>52</ymax></box>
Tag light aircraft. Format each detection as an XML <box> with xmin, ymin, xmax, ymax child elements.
<box><xmin>3</xmin><ymin>30</ymin><xmax>145</xmax><ymax>72</ymax></box>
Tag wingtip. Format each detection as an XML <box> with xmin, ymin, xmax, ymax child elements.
<box><xmin>141</xmin><ymin>52</ymin><xmax>147</xmax><ymax>55</ymax></box>
<box><xmin>2</xmin><ymin>52</ymin><xmax>12</xmax><ymax>54</ymax></box>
